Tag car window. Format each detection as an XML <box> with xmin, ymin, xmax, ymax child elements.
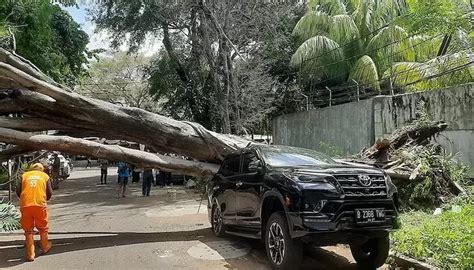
<box><xmin>242</xmin><ymin>153</ymin><xmax>258</xmax><ymax>173</ymax></box>
<box><xmin>262</xmin><ymin>146</ymin><xmax>336</xmax><ymax>167</ymax></box>
<box><xmin>220</xmin><ymin>156</ymin><xmax>241</xmax><ymax>177</ymax></box>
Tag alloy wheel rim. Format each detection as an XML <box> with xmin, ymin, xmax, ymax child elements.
<box><xmin>213</xmin><ymin>206</ymin><xmax>223</xmax><ymax>233</ymax></box>
<box><xmin>268</xmin><ymin>222</ymin><xmax>285</xmax><ymax>265</ymax></box>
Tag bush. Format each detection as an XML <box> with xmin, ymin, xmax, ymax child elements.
<box><xmin>0</xmin><ymin>169</ymin><xmax>9</xmax><ymax>190</ymax></box>
<box><xmin>391</xmin><ymin>202</ymin><xmax>474</xmax><ymax>268</ymax></box>
<box><xmin>0</xmin><ymin>202</ymin><xmax>21</xmax><ymax>232</ymax></box>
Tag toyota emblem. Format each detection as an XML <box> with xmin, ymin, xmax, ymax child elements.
<box><xmin>358</xmin><ymin>174</ymin><xmax>372</xmax><ymax>186</ymax></box>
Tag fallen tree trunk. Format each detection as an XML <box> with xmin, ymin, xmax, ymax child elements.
<box><xmin>0</xmin><ymin>127</ymin><xmax>219</xmax><ymax>178</ymax></box>
<box><xmin>0</xmin><ymin>145</ymin><xmax>34</xmax><ymax>161</ymax></box>
<box><xmin>0</xmin><ymin>53</ymin><xmax>250</xmax><ymax>167</ymax></box>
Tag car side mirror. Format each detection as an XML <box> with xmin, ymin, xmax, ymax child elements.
<box><xmin>248</xmin><ymin>160</ymin><xmax>263</xmax><ymax>173</ymax></box>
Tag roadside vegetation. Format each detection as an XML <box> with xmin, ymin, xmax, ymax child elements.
<box><xmin>0</xmin><ymin>201</ymin><xmax>20</xmax><ymax>232</ymax></box>
<box><xmin>391</xmin><ymin>198</ymin><xmax>474</xmax><ymax>268</ymax></box>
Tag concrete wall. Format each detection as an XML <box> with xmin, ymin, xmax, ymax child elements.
<box><xmin>373</xmin><ymin>84</ymin><xmax>473</xmax><ymax>166</ymax></box>
<box><xmin>273</xmin><ymin>98</ymin><xmax>374</xmax><ymax>155</ymax></box>
<box><xmin>273</xmin><ymin>83</ymin><xmax>474</xmax><ymax>166</ymax></box>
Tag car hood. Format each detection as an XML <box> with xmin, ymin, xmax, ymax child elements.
<box><xmin>271</xmin><ymin>163</ymin><xmax>384</xmax><ymax>176</ymax></box>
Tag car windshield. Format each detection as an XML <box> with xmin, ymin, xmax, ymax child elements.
<box><xmin>261</xmin><ymin>146</ymin><xmax>336</xmax><ymax>167</ymax></box>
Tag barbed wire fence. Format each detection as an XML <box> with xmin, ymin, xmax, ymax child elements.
<box><xmin>289</xmin><ymin>12</ymin><xmax>473</xmax><ymax>110</ymax></box>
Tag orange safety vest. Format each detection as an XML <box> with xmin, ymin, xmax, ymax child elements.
<box><xmin>20</xmin><ymin>170</ymin><xmax>50</xmax><ymax>208</ymax></box>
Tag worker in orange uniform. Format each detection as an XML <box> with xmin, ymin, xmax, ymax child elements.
<box><xmin>16</xmin><ymin>163</ymin><xmax>53</xmax><ymax>262</ymax></box>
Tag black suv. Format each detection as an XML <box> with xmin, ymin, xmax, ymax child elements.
<box><xmin>207</xmin><ymin>145</ymin><xmax>399</xmax><ymax>269</ymax></box>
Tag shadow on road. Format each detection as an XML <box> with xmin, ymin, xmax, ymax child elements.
<box><xmin>0</xmin><ymin>229</ymin><xmax>358</xmax><ymax>270</ymax></box>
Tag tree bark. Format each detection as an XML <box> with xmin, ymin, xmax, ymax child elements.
<box><xmin>0</xmin><ymin>127</ymin><xmax>219</xmax><ymax>178</ymax></box>
<box><xmin>0</xmin><ymin>51</ymin><xmax>252</xmax><ymax>174</ymax></box>
<box><xmin>0</xmin><ymin>62</ymin><xmax>250</xmax><ymax>163</ymax></box>
<box><xmin>0</xmin><ymin>145</ymin><xmax>34</xmax><ymax>161</ymax></box>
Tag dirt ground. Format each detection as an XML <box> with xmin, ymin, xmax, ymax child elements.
<box><xmin>0</xmin><ymin>167</ymin><xmax>375</xmax><ymax>270</ymax></box>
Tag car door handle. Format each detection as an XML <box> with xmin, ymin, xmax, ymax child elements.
<box><xmin>236</xmin><ymin>181</ymin><xmax>243</xmax><ymax>187</ymax></box>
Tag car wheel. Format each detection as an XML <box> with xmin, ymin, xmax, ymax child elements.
<box><xmin>265</xmin><ymin>212</ymin><xmax>302</xmax><ymax>270</ymax></box>
<box><xmin>350</xmin><ymin>233</ymin><xmax>390</xmax><ymax>268</ymax></box>
<box><xmin>211</xmin><ymin>204</ymin><xmax>226</xmax><ymax>237</ymax></box>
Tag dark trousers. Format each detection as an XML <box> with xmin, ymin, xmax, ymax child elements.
<box><xmin>100</xmin><ymin>169</ymin><xmax>107</xmax><ymax>184</ymax></box>
<box><xmin>132</xmin><ymin>171</ymin><xmax>140</xmax><ymax>183</ymax></box>
<box><xmin>157</xmin><ymin>172</ymin><xmax>166</xmax><ymax>187</ymax></box>
<box><xmin>142</xmin><ymin>176</ymin><xmax>153</xmax><ymax>196</ymax></box>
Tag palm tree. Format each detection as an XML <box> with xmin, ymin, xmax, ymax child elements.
<box><xmin>291</xmin><ymin>0</ymin><xmax>472</xmax><ymax>93</ymax></box>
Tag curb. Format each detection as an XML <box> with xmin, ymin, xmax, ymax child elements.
<box><xmin>390</xmin><ymin>253</ymin><xmax>439</xmax><ymax>270</ymax></box>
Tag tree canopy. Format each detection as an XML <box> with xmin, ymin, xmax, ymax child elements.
<box><xmin>291</xmin><ymin>0</ymin><xmax>473</xmax><ymax>97</ymax></box>
<box><xmin>90</xmin><ymin>0</ymin><xmax>303</xmax><ymax>134</ymax></box>
<box><xmin>0</xmin><ymin>0</ymin><xmax>95</xmax><ymax>87</ymax></box>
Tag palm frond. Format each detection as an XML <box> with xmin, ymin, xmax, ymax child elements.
<box><xmin>426</xmin><ymin>51</ymin><xmax>474</xmax><ymax>89</ymax></box>
<box><xmin>309</xmin><ymin>0</ymin><xmax>347</xmax><ymax>15</ymax></box>
<box><xmin>291</xmin><ymin>35</ymin><xmax>348</xmax><ymax>83</ymax></box>
<box><xmin>447</xmin><ymin>29</ymin><xmax>472</xmax><ymax>54</ymax></box>
<box><xmin>353</xmin><ymin>0</ymin><xmax>375</xmax><ymax>39</ymax></box>
<box><xmin>383</xmin><ymin>62</ymin><xmax>435</xmax><ymax>92</ymax></box>
<box><xmin>367</xmin><ymin>25</ymin><xmax>415</xmax><ymax>74</ymax></box>
<box><xmin>329</xmin><ymin>15</ymin><xmax>360</xmax><ymax>45</ymax></box>
<box><xmin>0</xmin><ymin>202</ymin><xmax>21</xmax><ymax>232</ymax></box>
<box><xmin>292</xmin><ymin>11</ymin><xmax>330</xmax><ymax>42</ymax></box>
<box><xmin>348</xmin><ymin>55</ymin><xmax>380</xmax><ymax>92</ymax></box>
<box><xmin>372</xmin><ymin>0</ymin><xmax>408</xmax><ymax>28</ymax></box>
<box><xmin>409</xmin><ymin>35</ymin><xmax>443</xmax><ymax>62</ymax></box>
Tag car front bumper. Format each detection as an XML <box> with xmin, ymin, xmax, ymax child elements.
<box><xmin>287</xmin><ymin>199</ymin><xmax>400</xmax><ymax>238</ymax></box>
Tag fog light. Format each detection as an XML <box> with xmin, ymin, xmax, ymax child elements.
<box><xmin>313</xmin><ymin>200</ymin><xmax>327</xmax><ymax>213</ymax></box>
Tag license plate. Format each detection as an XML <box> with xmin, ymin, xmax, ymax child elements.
<box><xmin>355</xmin><ymin>209</ymin><xmax>385</xmax><ymax>224</ymax></box>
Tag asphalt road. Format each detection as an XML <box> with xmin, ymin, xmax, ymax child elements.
<box><xmin>0</xmin><ymin>167</ymin><xmax>368</xmax><ymax>270</ymax></box>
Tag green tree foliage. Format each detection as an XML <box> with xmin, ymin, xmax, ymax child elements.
<box><xmin>292</xmin><ymin>0</ymin><xmax>472</xmax><ymax>94</ymax></box>
<box><xmin>292</xmin><ymin>0</ymin><xmax>411</xmax><ymax>91</ymax></box>
<box><xmin>78</xmin><ymin>53</ymin><xmax>158</xmax><ymax>111</ymax></box>
<box><xmin>401</xmin><ymin>0</ymin><xmax>472</xmax><ymax>35</ymax></box>
<box><xmin>0</xmin><ymin>0</ymin><xmax>94</xmax><ymax>87</ymax></box>
<box><xmin>91</xmin><ymin>0</ymin><xmax>303</xmax><ymax>134</ymax></box>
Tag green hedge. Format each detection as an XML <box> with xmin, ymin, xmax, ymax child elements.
<box><xmin>391</xmin><ymin>201</ymin><xmax>474</xmax><ymax>269</ymax></box>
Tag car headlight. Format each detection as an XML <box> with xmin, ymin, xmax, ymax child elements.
<box><xmin>386</xmin><ymin>174</ymin><xmax>397</xmax><ymax>198</ymax></box>
<box><xmin>282</xmin><ymin>172</ymin><xmax>332</xmax><ymax>183</ymax></box>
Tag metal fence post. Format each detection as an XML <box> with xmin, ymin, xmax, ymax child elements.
<box><xmin>301</xmin><ymin>93</ymin><xmax>309</xmax><ymax>111</ymax></box>
<box><xmin>325</xmin><ymin>87</ymin><xmax>332</xmax><ymax>107</ymax></box>
<box><xmin>351</xmin><ymin>79</ymin><xmax>360</xmax><ymax>101</ymax></box>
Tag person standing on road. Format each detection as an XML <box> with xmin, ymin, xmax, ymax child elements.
<box><xmin>100</xmin><ymin>159</ymin><xmax>108</xmax><ymax>184</ymax></box>
<box><xmin>86</xmin><ymin>157</ymin><xmax>92</xmax><ymax>168</ymax></box>
<box><xmin>51</xmin><ymin>153</ymin><xmax>60</xmax><ymax>190</ymax></box>
<box><xmin>16</xmin><ymin>163</ymin><xmax>53</xmax><ymax>262</ymax></box>
<box><xmin>117</xmin><ymin>161</ymin><xmax>129</xmax><ymax>198</ymax></box>
<box><xmin>142</xmin><ymin>168</ymin><xmax>154</xmax><ymax>196</ymax></box>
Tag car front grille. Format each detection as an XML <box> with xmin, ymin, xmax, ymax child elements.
<box><xmin>334</xmin><ymin>175</ymin><xmax>387</xmax><ymax>199</ymax></box>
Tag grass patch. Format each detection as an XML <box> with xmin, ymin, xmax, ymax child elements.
<box><xmin>391</xmin><ymin>200</ymin><xmax>474</xmax><ymax>269</ymax></box>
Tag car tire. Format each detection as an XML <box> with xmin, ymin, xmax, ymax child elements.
<box><xmin>211</xmin><ymin>204</ymin><xmax>227</xmax><ymax>237</ymax></box>
<box><xmin>350</xmin><ymin>233</ymin><xmax>390</xmax><ymax>268</ymax></box>
<box><xmin>265</xmin><ymin>212</ymin><xmax>302</xmax><ymax>270</ymax></box>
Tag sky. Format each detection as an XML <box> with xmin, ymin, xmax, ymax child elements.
<box><xmin>63</xmin><ymin>4</ymin><xmax>162</xmax><ymax>57</ymax></box>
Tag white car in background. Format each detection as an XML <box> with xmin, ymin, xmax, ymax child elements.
<box><xmin>47</xmin><ymin>153</ymin><xmax>71</xmax><ymax>178</ymax></box>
